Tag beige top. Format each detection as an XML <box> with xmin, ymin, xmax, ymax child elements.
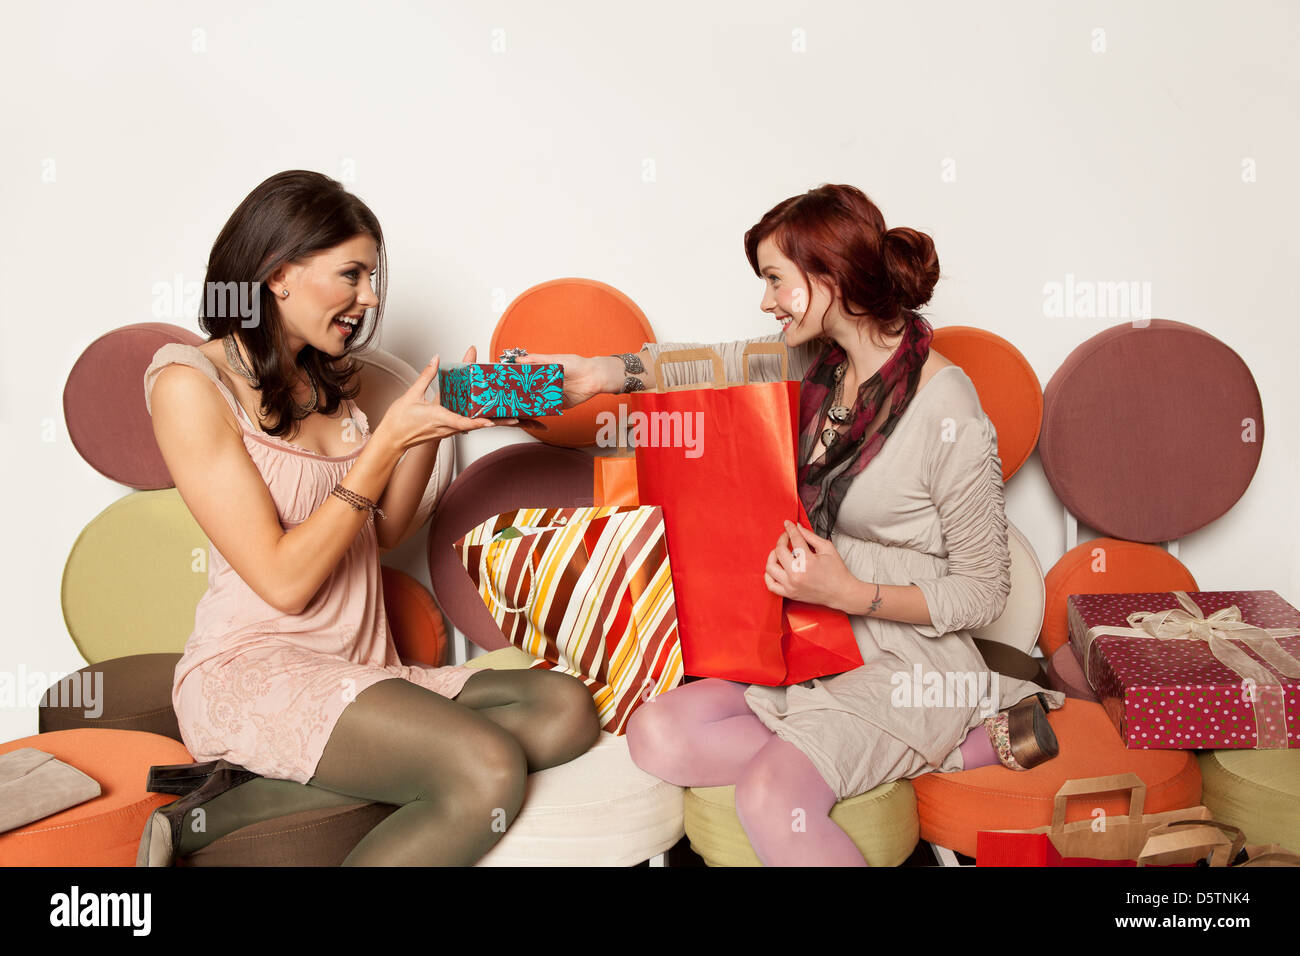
<box><xmin>641</xmin><ymin>331</ymin><xmax>1062</xmax><ymax>799</ymax></box>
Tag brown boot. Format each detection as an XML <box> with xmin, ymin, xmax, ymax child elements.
<box><xmin>982</xmin><ymin>693</ymin><xmax>1059</xmax><ymax>771</ymax></box>
<box><xmin>136</xmin><ymin>759</ymin><xmax>260</xmax><ymax>866</ymax></box>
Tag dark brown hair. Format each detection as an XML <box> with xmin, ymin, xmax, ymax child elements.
<box><xmin>199</xmin><ymin>169</ymin><xmax>386</xmax><ymax>439</ymax></box>
<box><xmin>743</xmin><ymin>184</ymin><xmax>939</xmax><ymax>344</ymax></box>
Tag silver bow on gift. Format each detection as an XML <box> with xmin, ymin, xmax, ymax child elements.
<box><xmin>498</xmin><ymin>347</ymin><xmax>529</xmax><ymax>364</ymax></box>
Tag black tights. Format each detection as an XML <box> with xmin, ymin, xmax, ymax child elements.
<box><xmin>175</xmin><ymin>669</ymin><xmax>600</xmax><ymax>865</ymax></box>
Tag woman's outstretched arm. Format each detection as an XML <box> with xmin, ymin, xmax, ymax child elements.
<box><xmin>525</xmin><ymin>329</ymin><xmax>813</xmax><ymax>406</ymax></box>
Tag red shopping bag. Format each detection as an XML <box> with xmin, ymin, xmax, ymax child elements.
<box><xmin>628</xmin><ymin>344</ymin><xmax>862</xmax><ymax>686</ymax></box>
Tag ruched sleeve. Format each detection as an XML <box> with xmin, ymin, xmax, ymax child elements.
<box><xmin>640</xmin><ymin>331</ymin><xmax>817</xmax><ymax>387</ymax></box>
<box><xmin>910</xmin><ymin>413</ymin><xmax>1011</xmax><ymax>637</ymax></box>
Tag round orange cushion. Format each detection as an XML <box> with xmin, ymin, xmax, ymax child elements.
<box><xmin>490</xmin><ymin>278</ymin><xmax>655</xmax><ymax>448</ymax></box>
<box><xmin>1038</xmin><ymin>537</ymin><xmax>1197</xmax><ymax>657</ymax></box>
<box><xmin>912</xmin><ymin>698</ymin><xmax>1201</xmax><ymax>858</ymax></box>
<box><xmin>930</xmin><ymin>326</ymin><xmax>1042</xmax><ymax>482</ymax></box>
<box><xmin>0</xmin><ymin>729</ymin><xmax>192</xmax><ymax>866</ymax></box>
<box><xmin>381</xmin><ymin>566</ymin><xmax>448</xmax><ymax>666</ymax></box>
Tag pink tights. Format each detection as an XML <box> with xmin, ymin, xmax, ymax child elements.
<box><xmin>626</xmin><ymin>678</ymin><xmax>867</xmax><ymax>866</ymax></box>
<box><xmin>626</xmin><ymin>679</ymin><xmax>1003</xmax><ymax>867</ymax></box>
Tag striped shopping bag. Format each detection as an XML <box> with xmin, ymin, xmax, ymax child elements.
<box><xmin>452</xmin><ymin>505</ymin><xmax>683</xmax><ymax>734</ymax></box>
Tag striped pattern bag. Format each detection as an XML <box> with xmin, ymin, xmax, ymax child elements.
<box><xmin>453</xmin><ymin>505</ymin><xmax>683</xmax><ymax>734</ymax></box>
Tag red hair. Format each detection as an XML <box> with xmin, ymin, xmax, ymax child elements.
<box><xmin>743</xmin><ymin>184</ymin><xmax>940</xmax><ymax>339</ymax></box>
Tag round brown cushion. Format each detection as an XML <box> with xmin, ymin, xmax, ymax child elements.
<box><xmin>39</xmin><ymin>653</ymin><xmax>183</xmax><ymax>740</ymax></box>
<box><xmin>1040</xmin><ymin>319</ymin><xmax>1263</xmax><ymax>542</ymax></box>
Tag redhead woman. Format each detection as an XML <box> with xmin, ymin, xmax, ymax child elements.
<box><xmin>138</xmin><ymin>170</ymin><xmax>600</xmax><ymax>866</ymax></box>
<box><xmin>525</xmin><ymin>184</ymin><xmax>1064</xmax><ymax>866</ymax></box>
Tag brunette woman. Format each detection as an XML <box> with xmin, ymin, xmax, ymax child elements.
<box><xmin>139</xmin><ymin>170</ymin><xmax>599</xmax><ymax>866</ymax></box>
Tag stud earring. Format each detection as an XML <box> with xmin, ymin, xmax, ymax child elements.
<box><xmin>281</xmin><ymin>289</ymin><xmax>289</xmax><ymax>298</ymax></box>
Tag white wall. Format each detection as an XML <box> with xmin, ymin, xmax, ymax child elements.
<box><xmin>2</xmin><ymin>0</ymin><xmax>1297</xmax><ymax>744</ymax></box>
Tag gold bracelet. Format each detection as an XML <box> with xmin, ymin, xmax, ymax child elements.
<box><xmin>330</xmin><ymin>483</ymin><xmax>387</xmax><ymax>520</ymax></box>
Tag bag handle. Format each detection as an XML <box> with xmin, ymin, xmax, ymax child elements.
<box><xmin>651</xmin><ymin>348</ymin><xmax>726</xmax><ymax>393</ymax></box>
<box><xmin>478</xmin><ymin>532</ymin><xmax>540</xmax><ymax>614</ymax></box>
<box><xmin>1050</xmin><ymin>773</ymin><xmax>1147</xmax><ymax>832</ymax></box>
<box><xmin>741</xmin><ymin>342</ymin><xmax>790</xmax><ymax>383</ymax></box>
<box><xmin>1238</xmin><ymin>845</ymin><xmax>1300</xmax><ymax>867</ymax></box>
<box><xmin>1137</xmin><ymin>818</ymin><xmax>1245</xmax><ymax>868</ymax></box>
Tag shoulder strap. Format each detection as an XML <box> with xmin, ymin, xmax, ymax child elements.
<box><xmin>143</xmin><ymin>342</ymin><xmax>253</xmax><ymax>427</ymax></box>
<box><xmin>346</xmin><ymin>398</ymin><xmax>370</xmax><ymax>437</ymax></box>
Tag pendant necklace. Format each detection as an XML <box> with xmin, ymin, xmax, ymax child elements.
<box><xmin>820</xmin><ymin>361</ymin><xmax>855</xmax><ymax>448</ymax></box>
<box><xmin>223</xmin><ymin>335</ymin><xmax>317</xmax><ymax>414</ymax></box>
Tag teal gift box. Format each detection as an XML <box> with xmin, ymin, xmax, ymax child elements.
<box><xmin>438</xmin><ymin>362</ymin><xmax>565</xmax><ymax>418</ymax></box>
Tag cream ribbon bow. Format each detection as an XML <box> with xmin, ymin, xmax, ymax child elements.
<box><xmin>1079</xmin><ymin>591</ymin><xmax>1300</xmax><ymax>749</ymax></box>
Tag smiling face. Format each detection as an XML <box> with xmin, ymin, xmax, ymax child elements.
<box><xmin>269</xmin><ymin>233</ymin><xmax>379</xmax><ymax>357</ymax></box>
<box><xmin>756</xmin><ymin>235</ymin><xmax>837</xmax><ymax>347</ymax></box>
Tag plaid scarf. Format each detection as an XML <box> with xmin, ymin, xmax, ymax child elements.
<box><xmin>796</xmin><ymin>315</ymin><xmax>934</xmax><ymax>538</ymax></box>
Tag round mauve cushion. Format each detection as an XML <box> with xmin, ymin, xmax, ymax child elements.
<box><xmin>62</xmin><ymin>488</ymin><xmax>210</xmax><ymax>664</ymax></box>
<box><xmin>1045</xmin><ymin>643</ymin><xmax>1098</xmax><ymax>702</ymax></box>
<box><xmin>1038</xmin><ymin>537</ymin><xmax>1197</xmax><ymax>657</ymax></box>
<box><xmin>65</xmin><ymin>322</ymin><xmax>203</xmax><ymax>490</ymax></box>
<box><xmin>1039</xmin><ymin>319</ymin><xmax>1263</xmax><ymax>542</ymax></box>
<box><xmin>913</xmin><ymin>698</ymin><xmax>1202</xmax><ymax>858</ymax></box>
<box><xmin>490</xmin><ymin>278</ymin><xmax>656</xmax><ymax>448</ymax></box>
<box><xmin>930</xmin><ymin>325</ymin><xmax>1041</xmax><ymax>482</ymax></box>
<box><xmin>427</xmin><ymin>443</ymin><xmax>595</xmax><ymax>652</ymax></box>
<box><xmin>0</xmin><ymin>729</ymin><xmax>191</xmax><ymax>866</ymax></box>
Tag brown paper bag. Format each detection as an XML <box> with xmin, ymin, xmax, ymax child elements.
<box><xmin>1138</xmin><ymin>820</ymin><xmax>1300</xmax><ymax>867</ymax></box>
<box><xmin>983</xmin><ymin>773</ymin><xmax>1218</xmax><ymax>865</ymax></box>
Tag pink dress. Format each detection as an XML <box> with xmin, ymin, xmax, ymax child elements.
<box><xmin>143</xmin><ymin>343</ymin><xmax>478</xmax><ymax>784</ymax></box>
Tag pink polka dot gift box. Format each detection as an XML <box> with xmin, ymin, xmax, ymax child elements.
<box><xmin>1067</xmin><ymin>590</ymin><xmax>1300</xmax><ymax>750</ymax></box>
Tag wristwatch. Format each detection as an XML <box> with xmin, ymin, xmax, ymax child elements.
<box><xmin>614</xmin><ymin>352</ymin><xmax>646</xmax><ymax>393</ymax></box>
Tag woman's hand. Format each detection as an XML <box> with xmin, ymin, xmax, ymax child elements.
<box><xmin>764</xmin><ymin>520</ymin><xmax>859</xmax><ymax>612</ymax></box>
<box><xmin>510</xmin><ymin>351</ymin><xmax>619</xmax><ymax>408</ymax></box>
<box><xmin>372</xmin><ymin>347</ymin><xmax>515</xmax><ymax>453</ymax></box>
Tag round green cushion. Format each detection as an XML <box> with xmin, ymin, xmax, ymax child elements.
<box><xmin>684</xmin><ymin>779</ymin><xmax>918</xmax><ymax>867</ymax></box>
<box><xmin>62</xmin><ymin>489</ymin><xmax>209</xmax><ymax>663</ymax></box>
<box><xmin>1197</xmin><ymin>749</ymin><xmax>1300</xmax><ymax>851</ymax></box>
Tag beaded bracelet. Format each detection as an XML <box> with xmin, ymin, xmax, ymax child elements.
<box><xmin>330</xmin><ymin>483</ymin><xmax>387</xmax><ymax>520</ymax></box>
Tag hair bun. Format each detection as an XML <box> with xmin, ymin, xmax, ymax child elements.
<box><xmin>882</xmin><ymin>227</ymin><xmax>940</xmax><ymax>310</ymax></box>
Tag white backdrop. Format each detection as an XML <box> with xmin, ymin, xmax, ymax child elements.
<box><xmin>2</xmin><ymin>0</ymin><xmax>1297</xmax><ymax>744</ymax></box>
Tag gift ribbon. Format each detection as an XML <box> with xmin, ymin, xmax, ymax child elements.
<box><xmin>1079</xmin><ymin>591</ymin><xmax>1300</xmax><ymax>749</ymax></box>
